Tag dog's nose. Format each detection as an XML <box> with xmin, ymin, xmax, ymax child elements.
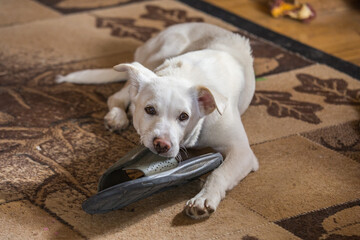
<box><xmin>153</xmin><ymin>138</ymin><xmax>171</xmax><ymax>154</ymax></box>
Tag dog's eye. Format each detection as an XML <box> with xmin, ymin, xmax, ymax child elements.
<box><xmin>145</xmin><ymin>106</ymin><xmax>157</xmax><ymax>115</ymax></box>
<box><xmin>178</xmin><ymin>112</ymin><xmax>189</xmax><ymax>121</ymax></box>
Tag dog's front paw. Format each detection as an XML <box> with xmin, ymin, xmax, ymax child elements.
<box><xmin>104</xmin><ymin>107</ymin><xmax>129</xmax><ymax>132</ymax></box>
<box><xmin>184</xmin><ymin>191</ymin><xmax>221</xmax><ymax>219</ymax></box>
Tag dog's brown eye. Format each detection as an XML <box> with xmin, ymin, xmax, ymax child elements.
<box><xmin>179</xmin><ymin>112</ymin><xmax>189</xmax><ymax>121</ymax></box>
<box><xmin>145</xmin><ymin>106</ymin><xmax>157</xmax><ymax>115</ymax></box>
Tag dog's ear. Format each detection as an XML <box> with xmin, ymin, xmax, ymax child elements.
<box><xmin>113</xmin><ymin>62</ymin><xmax>156</xmax><ymax>96</ymax></box>
<box><xmin>196</xmin><ymin>86</ymin><xmax>227</xmax><ymax>116</ymax></box>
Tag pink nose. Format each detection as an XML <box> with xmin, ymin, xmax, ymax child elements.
<box><xmin>153</xmin><ymin>138</ymin><xmax>171</xmax><ymax>154</ymax></box>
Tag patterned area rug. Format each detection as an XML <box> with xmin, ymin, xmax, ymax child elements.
<box><xmin>0</xmin><ymin>0</ymin><xmax>359</xmax><ymax>239</ymax></box>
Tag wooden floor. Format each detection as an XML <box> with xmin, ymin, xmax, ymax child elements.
<box><xmin>205</xmin><ymin>0</ymin><xmax>360</xmax><ymax>66</ymax></box>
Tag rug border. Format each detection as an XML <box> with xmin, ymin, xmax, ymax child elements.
<box><xmin>178</xmin><ymin>0</ymin><xmax>360</xmax><ymax>80</ymax></box>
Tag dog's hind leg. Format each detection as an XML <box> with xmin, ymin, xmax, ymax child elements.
<box><xmin>104</xmin><ymin>81</ymin><xmax>132</xmax><ymax>132</ymax></box>
<box><xmin>56</xmin><ymin>68</ymin><xmax>127</xmax><ymax>84</ymax></box>
<box><xmin>55</xmin><ymin>68</ymin><xmax>131</xmax><ymax>131</ymax></box>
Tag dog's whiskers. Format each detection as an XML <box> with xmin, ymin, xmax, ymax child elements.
<box><xmin>175</xmin><ymin>153</ymin><xmax>183</xmax><ymax>162</ymax></box>
<box><xmin>180</xmin><ymin>145</ymin><xmax>189</xmax><ymax>158</ymax></box>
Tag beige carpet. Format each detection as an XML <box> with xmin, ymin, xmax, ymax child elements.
<box><xmin>0</xmin><ymin>0</ymin><xmax>359</xmax><ymax>239</ymax></box>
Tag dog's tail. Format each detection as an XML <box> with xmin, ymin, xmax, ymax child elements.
<box><xmin>55</xmin><ymin>68</ymin><xmax>128</xmax><ymax>84</ymax></box>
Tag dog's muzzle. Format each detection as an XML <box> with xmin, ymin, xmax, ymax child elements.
<box><xmin>153</xmin><ymin>137</ymin><xmax>171</xmax><ymax>154</ymax></box>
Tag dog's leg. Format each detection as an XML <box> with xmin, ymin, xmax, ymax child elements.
<box><xmin>185</xmin><ymin>121</ymin><xmax>258</xmax><ymax>219</ymax></box>
<box><xmin>185</xmin><ymin>147</ymin><xmax>258</xmax><ymax>218</ymax></box>
<box><xmin>55</xmin><ymin>68</ymin><xmax>131</xmax><ymax>131</ymax></box>
<box><xmin>56</xmin><ymin>69</ymin><xmax>127</xmax><ymax>84</ymax></box>
<box><xmin>104</xmin><ymin>81</ymin><xmax>131</xmax><ymax>131</ymax></box>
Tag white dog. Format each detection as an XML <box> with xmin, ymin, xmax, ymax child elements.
<box><xmin>57</xmin><ymin>22</ymin><xmax>259</xmax><ymax>219</ymax></box>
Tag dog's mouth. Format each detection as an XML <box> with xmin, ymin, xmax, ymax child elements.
<box><xmin>145</xmin><ymin>144</ymin><xmax>179</xmax><ymax>159</ymax></box>
<box><xmin>146</xmin><ymin>144</ymin><xmax>217</xmax><ymax>163</ymax></box>
<box><xmin>155</xmin><ymin>149</ymin><xmax>179</xmax><ymax>158</ymax></box>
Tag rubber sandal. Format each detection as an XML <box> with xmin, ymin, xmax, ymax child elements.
<box><xmin>82</xmin><ymin>146</ymin><xmax>223</xmax><ymax>214</ymax></box>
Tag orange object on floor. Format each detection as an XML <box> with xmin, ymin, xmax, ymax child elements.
<box><xmin>269</xmin><ymin>0</ymin><xmax>316</xmax><ymax>22</ymax></box>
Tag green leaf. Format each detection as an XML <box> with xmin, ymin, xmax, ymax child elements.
<box><xmin>256</xmin><ymin>77</ymin><xmax>267</xmax><ymax>82</ymax></box>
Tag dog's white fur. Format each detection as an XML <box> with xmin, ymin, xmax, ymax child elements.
<box><xmin>57</xmin><ymin>23</ymin><xmax>258</xmax><ymax>219</ymax></box>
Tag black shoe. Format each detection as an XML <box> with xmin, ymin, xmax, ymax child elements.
<box><xmin>82</xmin><ymin>146</ymin><xmax>223</xmax><ymax>214</ymax></box>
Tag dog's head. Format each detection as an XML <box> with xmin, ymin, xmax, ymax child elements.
<box><xmin>114</xmin><ymin>62</ymin><xmax>227</xmax><ymax>158</ymax></box>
